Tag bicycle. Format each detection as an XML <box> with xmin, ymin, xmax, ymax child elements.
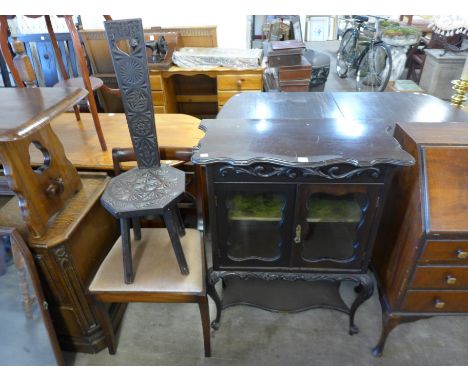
<box><xmin>336</xmin><ymin>15</ymin><xmax>392</xmax><ymax>92</ymax></box>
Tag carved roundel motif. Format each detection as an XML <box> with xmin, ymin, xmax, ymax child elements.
<box><xmin>125</xmin><ymin>88</ymin><xmax>148</xmax><ymax>112</ymax></box>
<box><xmin>118</xmin><ymin>58</ymin><xmax>145</xmax><ymax>85</ymax></box>
<box><xmin>132</xmin><ymin>114</ymin><xmax>153</xmax><ymax>137</ymax></box>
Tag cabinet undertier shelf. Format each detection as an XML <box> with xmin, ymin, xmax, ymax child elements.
<box><xmin>221</xmin><ymin>276</ymin><xmax>349</xmax><ymax>313</ymax></box>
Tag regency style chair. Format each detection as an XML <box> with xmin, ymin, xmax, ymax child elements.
<box><xmin>86</xmin><ymin>18</ymin><xmax>211</xmax><ymax>357</ymax></box>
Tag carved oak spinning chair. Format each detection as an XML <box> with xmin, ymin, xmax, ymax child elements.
<box><xmin>87</xmin><ymin>18</ymin><xmax>211</xmax><ymax>357</ymax></box>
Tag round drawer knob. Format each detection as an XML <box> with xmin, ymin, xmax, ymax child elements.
<box><xmin>434</xmin><ymin>299</ymin><xmax>446</xmax><ymax>309</ymax></box>
<box><xmin>446</xmin><ymin>275</ymin><xmax>457</xmax><ymax>285</ymax></box>
<box><xmin>456</xmin><ymin>249</ymin><xmax>467</xmax><ymax>259</ymax></box>
<box><xmin>236</xmin><ymin>79</ymin><xmax>243</xmax><ymax>88</ymax></box>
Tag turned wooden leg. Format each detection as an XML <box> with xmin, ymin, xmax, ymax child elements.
<box><xmin>88</xmin><ymin>296</ymin><xmax>117</xmax><ymax>354</ymax></box>
<box><xmin>131</xmin><ymin>217</ymin><xmax>141</xmax><ymax>241</ymax></box>
<box><xmin>73</xmin><ymin>105</ymin><xmax>81</xmax><ymax>121</ymax></box>
<box><xmin>120</xmin><ymin>218</ymin><xmax>134</xmax><ymax>284</ymax></box>
<box><xmin>349</xmin><ymin>274</ymin><xmax>374</xmax><ymax>335</ymax></box>
<box><xmin>163</xmin><ymin>209</ymin><xmax>189</xmax><ymax>275</ymax></box>
<box><xmin>198</xmin><ymin>296</ymin><xmax>212</xmax><ymax>357</ymax></box>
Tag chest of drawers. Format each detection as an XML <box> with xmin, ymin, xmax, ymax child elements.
<box><xmin>372</xmin><ymin>121</ymin><xmax>468</xmax><ymax>356</ymax></box>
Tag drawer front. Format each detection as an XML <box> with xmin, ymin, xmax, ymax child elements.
<box><xmin>402</xmin><ymin>291</ymin><xmax>468</xmax><ymax>312</ymax></box>
<box><xmin>151</xmin><ymin>91</ymin><xmax>165</xmax><ymax>106</ymax></box>
<box><xmin>217</xmin><ymin>74</ymin><xmax>262</xmax><ymax>91</ymax></box>
<box><xmin>419</xmin><ymin>241</ymin><xmax>468</xmax><ymax>264</ymax></box>
<box><xmin>150</xmin><ymin>75</ymin><xmax>163</xmax><ymax>91</ymax></box>
<box><xmin>411</xmin><ymin>266</ymin><xmax>468</xmax><ymax>289</ymax></box>
<box><xmin>218</xmin><ymin>90</ymin><xmax>260</xmax><ymax>106</ymax></box>
<box><xmin>154</xmin><ymin>106</ymin><xmax>166</xmax><ymax>114</ymax></box>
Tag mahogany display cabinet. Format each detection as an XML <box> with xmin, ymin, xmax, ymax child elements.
<box><xmin>192</xmin><ymin>118</ymin><xmax>414</xmax><ymax>334</ymax></box>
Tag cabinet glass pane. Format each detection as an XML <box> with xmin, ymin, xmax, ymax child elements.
<box><xmin>226</xmin><ymin>193</ymin><xmax>285</xmax><ymax>262</ymax></box>
<box><xmin>301</xmin><ymin>193</ymin><xmax>365</xmax><ymax>262</ymax></box>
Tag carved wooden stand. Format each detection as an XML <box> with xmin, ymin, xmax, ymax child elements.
<box><xmin>207</xmin><ymin>269</ymin><xmax>374</xmax><ymax>334</ymax></box>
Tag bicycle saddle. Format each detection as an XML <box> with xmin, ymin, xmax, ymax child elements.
<box><xmin>353</xmin><ymin>15</ymin><xmax>369</xmax><ymax>23</ymax></box>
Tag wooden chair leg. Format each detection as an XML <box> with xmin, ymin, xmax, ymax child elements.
<box><xmin>64</xmin><ymin>15</ymin><xmax>107</xmax><ymax>151</ymax></box>
<box><xmin>163</xmin><ymin>208</ymin><xmax>189</xmax><ymax>275</ymax></box>
<box><xmin>88</xmin><ymin>295</ymin><xmax>117</xmax><ymax>354</ymax></box>
<box><xmin>11</xmin><ymin>242</ymin><xmax>35</xmax><ymax>320</ymax></box>
<box><xmin>171</xmin><ymin>205</ymin><xmax>186</xmax><ymax>237</ymax></box>
<box><xmin>0</xmin><ymin>15</ymin><xmax>24</xmax><ymax>87</ymax></box>
<box><xmin>120</xmin><ymin>217</ymin><xmax>134</xmax><ymax>284</ymax></box>
<box><xmin>198</xmin><ymin>296</ymin><xmax>212</xmax><ymax>357</ymax></box>
<box><xmin>131</xmin><ymin>217</ymin><xmax>141</xmax><ymax>241</ymax></box>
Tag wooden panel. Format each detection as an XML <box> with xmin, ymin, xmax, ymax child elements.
<box><xmin>176</xmin><ymin>95</ymin><xmax>218</xmax><ymax>103</ymax></box>
<box><xmin>411</xmin><ymin>266</ymin><xmax>468</xmax><ymax>289</ymax></box>
<box><xmin>419</xmin><ymin>240</ymin><xmax>468</xmax><ymax>264</ymax></box>
<box><xmin>218</xmin><ymin>90</ymin><xmax>260</xmax><ymax>105</ymax></box>
<box><xmin>151</xmin><ymin>91</ymin><xmax>165</xmax><ymax>106</ymax></box>
<box><xmin>217</xmin><ymin>74</ymin><xmax>263</xmax><ymax>91</ymax></box>
<box><xmin>403</xmin><ymin>291</ymin><xmax>468</xmax><ymax>312</ymax></box>
<box><xmin>423</xmin><ymin>146</ymin><xmax>468</xmax><ymax>233</ymax></box>
<box><xmin>150</xmin><ymin>75</ymin><xmax>163</xmax><ymax>91</ymax></box>
<box><xmin>154</xmin><ymin>106</ymin><xmax>166</xmax><ymax>114</ymax></box>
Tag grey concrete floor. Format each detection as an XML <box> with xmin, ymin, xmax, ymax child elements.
<box><xmin>64</xmin><ymin>279</ymin><xmax>468</xmax><ymax>365</ymax></box>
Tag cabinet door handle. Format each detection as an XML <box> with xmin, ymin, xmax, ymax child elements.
<box><xmin>236</xmin><ymin>79</ymin><xmax>243</xmax><ymax>88</ymax></box>
<box><xmin>434</xmin><ymin>299</ymin><xmax>445</xmax><ymax>309</ymax></box>
<box><xmin>294</xmin><ymin>224</ymin><xmax>301</xmax><ymax>243</ymax></box>
<box><xmin>456</xmin><ymin>249</ymin><xmax>468</xmax><ymax>259</ymax></box>
<box><xmin>446</xmin><ymin>275</ymin><xmax>457</xmax><ymax>285</ymax></box>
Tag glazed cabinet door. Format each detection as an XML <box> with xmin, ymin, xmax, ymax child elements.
<box><xmin>213</xmin><ymin>182</ymin><xmax>296</xmax><ymax>268</ymax></box>
<box><xmin>291</xmin><ymin>184</ymin><xmax>381</xmax><ymax>270</ymax></box>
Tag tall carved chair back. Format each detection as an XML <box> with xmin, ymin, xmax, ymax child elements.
<box><xmin>104</xmin><ymin>19</ymin><xmax>161</xmax><ymax>169</ymax></box>
<box><xmin>101</xmin><ymin>19</ymin><xmax>189</xmax><ymax>284</ymax></box>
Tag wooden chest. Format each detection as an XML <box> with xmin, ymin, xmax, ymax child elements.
<box><xmin>372</xmin><ymin>121</ymin><xmax>468</xmax><ymax>356</ymax></box>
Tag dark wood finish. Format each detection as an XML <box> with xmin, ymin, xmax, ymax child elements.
<box><xmin>101</xmin><ymin>18</ymin><xmax>189</xmax><ymax>283</ymax></box>
<box><xmin>217</xmin><ymin>93</ymin><xmax>468</xmax><ymax>127</ymax></box>
<box><xmin>193</xmin><ymin>118</ymin><xmax>414</xmax><ymax>167</ymax></box>
<box><xmin>372</xmin><ymin>121</ymin><xmax>468</xmax><ymax>356</ymax></box>
<box><xmin>193</xmin><ymin>113</ymin><xmax>413</xmax><ymax>335</ymax></box>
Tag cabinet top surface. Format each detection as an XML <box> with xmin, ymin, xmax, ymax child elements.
<box><xmin>0</xmin><ymin>87</ymin><xmax>87</xmax><ymax>142</ymax></box>
<box><xmin>192</xmin><ymin>118</ymin><xmax>415</xmax><ymax>168</ymax></box>
<box><xmin>217</xmin><ymin>92</ymin><xmax>468</xmax><ymax>125</ymax></box>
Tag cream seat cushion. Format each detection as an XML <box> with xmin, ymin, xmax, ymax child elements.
<box><xmin>89</xmin><ymin>228</ymin><xmax>203</xmax><ymax>294</ymax></box>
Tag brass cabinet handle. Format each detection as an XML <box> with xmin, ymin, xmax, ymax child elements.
<box><xmin>456</xmin><ymin>249</ymin><xmax>468</xmax><ymax>259</ymax></box>
<box><xmin>446</xmin><ymin>275</ymin><xmax>457</xmax><ymax>285</ymax></box>
<box><xmin>294</xmin><ymin>224</ymin><xmax>301</xmax><ymax>244</ymax></box>
<box><xmin>434</xmin><ymin>299</ymin><xmax>446</xmax><ymax>309</ymax></box>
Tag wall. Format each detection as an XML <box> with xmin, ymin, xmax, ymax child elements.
<box><xmin>81</xmin><ymin>14</ymin><xmax>249</xmax><ymax>49</ymax></box>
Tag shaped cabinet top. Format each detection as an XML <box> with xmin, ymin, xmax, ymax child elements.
<box><xmin>192</xmin><ymin>118</ymin><xmax>415</xmax><ymax>168</ymax></box>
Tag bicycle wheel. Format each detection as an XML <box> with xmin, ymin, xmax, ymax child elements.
<box><xmin>356</xmin><ymin>43</ymin><xmax>392</xmax><ymax>92</ymax></box>
<box><xmin>336</xmin><ymin>29</ymin><xmax>357</xmax><ymax>78</ymax></box>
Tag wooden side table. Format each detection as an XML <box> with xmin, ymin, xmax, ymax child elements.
<box><xmin>0</xmin><ymin>87</ymin><xmax>121</xmax><ymax>353</ymax></box>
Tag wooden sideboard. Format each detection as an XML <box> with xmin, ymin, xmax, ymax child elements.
<box><xmin>149</xmin><ymin>66</ymin><xmax>263</xmax><ymax>117</ymax></box>
<box><xmin>372</xmin><ymin>122</ymin><xmax>468</xmax><ymax>356</ymax></box>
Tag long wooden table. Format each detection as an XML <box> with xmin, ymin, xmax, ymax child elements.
<box><xmin>38</xmin><ymin>112</ymin><xmax>204</xmax><ymax>171</ymax></box>
<box><xmin>217</xmin><ymin>92</ymin><xmax>468</xmax><ymax>126</ymax></box>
